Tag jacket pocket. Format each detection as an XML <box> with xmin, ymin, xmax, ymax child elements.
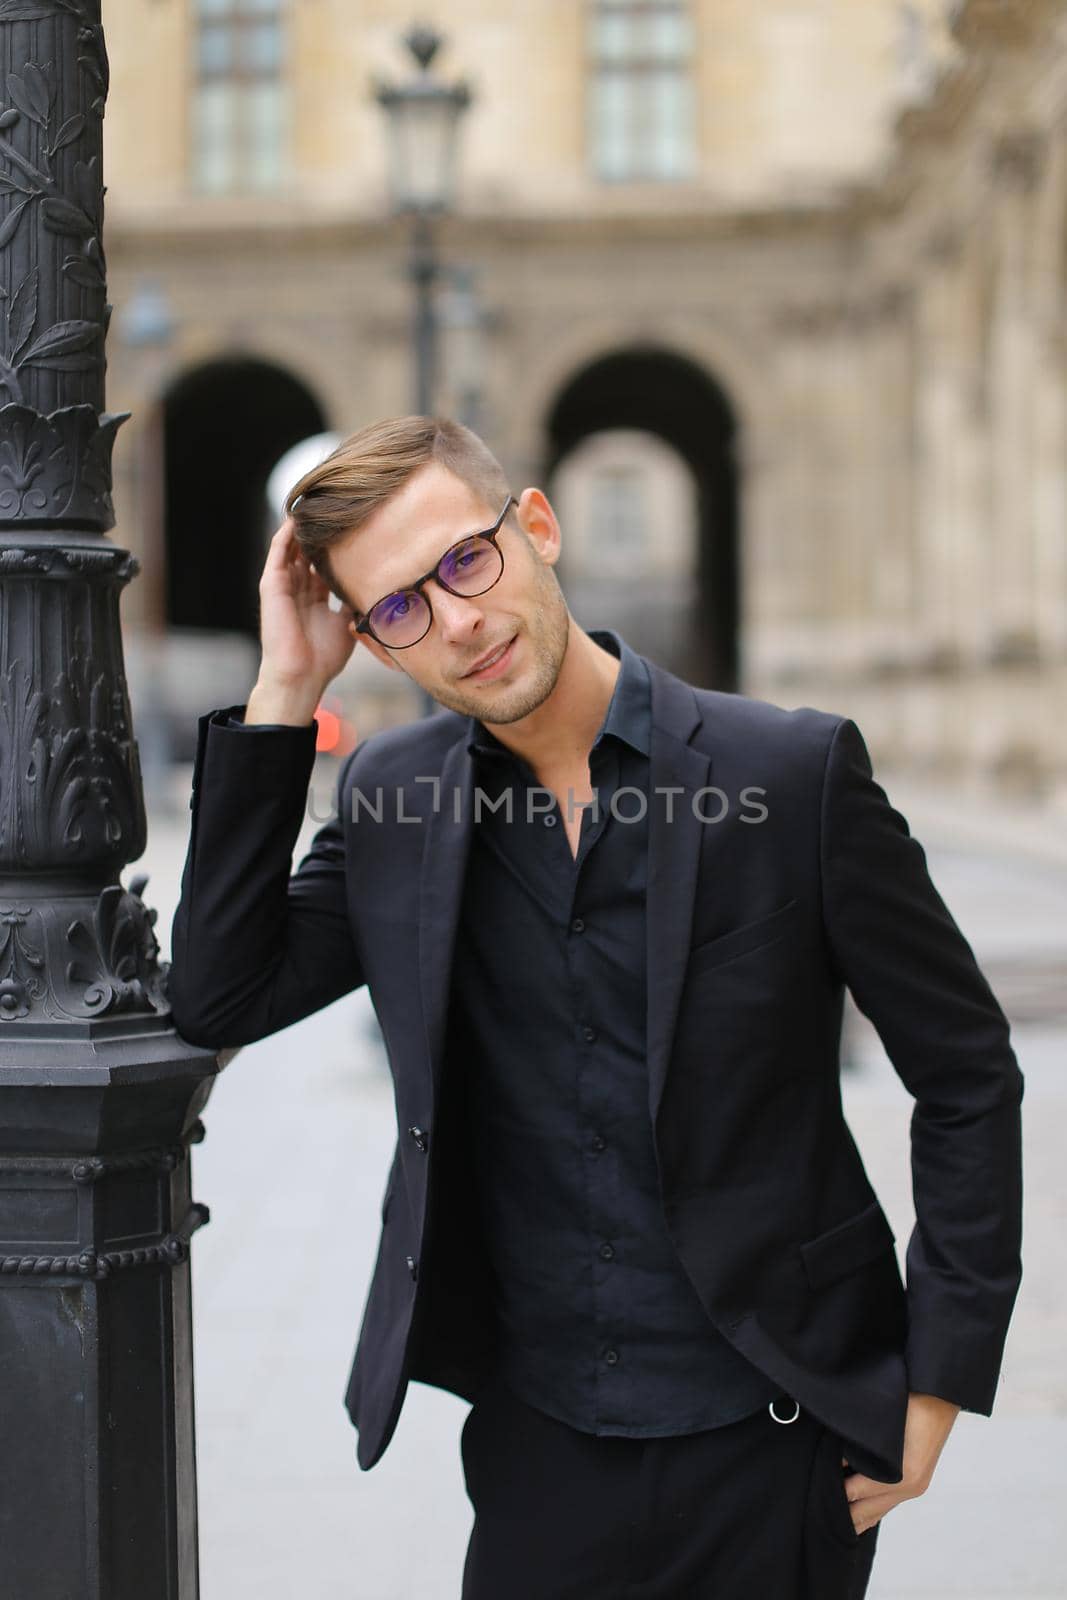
<box><xmin>686</xmin><ymin>898</ymin><xmax>799</xmax><ymax>976</ymax></box>
<box><xmin>800</xmin><ymin>1199</ymin><xmax>896</xmax><ymax>1291</ymax></box>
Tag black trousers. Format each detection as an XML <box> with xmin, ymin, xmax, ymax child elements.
<box><xmin>460</xmin><ymin>1374</ymin><xmax>880</xmax><ymax>1600</ymax></box>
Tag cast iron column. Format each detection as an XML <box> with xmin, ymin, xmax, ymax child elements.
<box><xmin>411</xmin><ymin>209</ymin><xmax>437</xmax><ymax>417</ymax></box>
<box><xmin>0</xmin><ymin>6</ymin><xmax>218</xmax><ymax>1596</ymax></box>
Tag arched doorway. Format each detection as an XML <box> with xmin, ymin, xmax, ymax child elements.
<box><xmin>163</xmin><ymin>356</ymin><xmax>328</xmax><ymax>636</ymax></box>
<box><xmin>544</xmin><ymin>345</ymin><xmax>739</xmax><ymax>689</ymax></box>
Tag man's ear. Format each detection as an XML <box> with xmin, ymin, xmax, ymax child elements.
<box><xmin>515</xmin><ymin>487</ymin><xmax>561</xmax><ymax>567</ymax></box>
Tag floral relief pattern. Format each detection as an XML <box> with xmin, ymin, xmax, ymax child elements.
<box><xmin>0</xmin><ymin>9</ymin><xmax>120</xmax><ymax>521</ymax></box>
<box><xmin>0</xmin><ymin>50</ymin><xmax>106</xmax><ymax>405</ymax></box>
<box><xmin>0</xmin><ymin>402</ymin><xmax>127</xmax><ymax>520</ymax></box>
<box><xmin>66</xmin><ymin>878</ymin><xmax>169</xmax><ymax>1017</ymax></box>
<box><xmin>0</xmin><ymin>880</ymin><xmax>169</xmax><ymax>1023</ymax></box>
<box><xmin>0</xmin><ymin>902</ymin><xmax>45</xmax><ymax>1019</ymax></box>
<box><xmin>0</xmin><ymin>647</ymin><xmax>140</xmax><ymax>868</ymax></box>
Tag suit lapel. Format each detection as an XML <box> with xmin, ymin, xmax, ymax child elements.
<box><xmin>644</xmin><ymin>660</ymin><xmax>709</xmax><ymax>1130</ymax></box>
<box><xmin>417</xmin><ymin>732</ymin><xmax>476</xmax><ymax>1109</ymax></box>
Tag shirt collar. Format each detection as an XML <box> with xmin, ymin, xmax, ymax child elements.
<box><xmin>465</xmin><ymin>627</ymin><xmax>650</xmax><ymax>762</ymax></box>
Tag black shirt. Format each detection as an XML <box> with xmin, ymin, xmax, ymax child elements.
<box><xmin>450</xmin><ymin>627</ymin><xmax>780</xmax><ymax>1436</ymax></box>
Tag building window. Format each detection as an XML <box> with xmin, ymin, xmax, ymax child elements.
<box><xmin>588</xmin><ymin>0</ymin><xmax>696</xmax><ymax>182</ymax></box>
<box><xmin>192</xmin><ymin>0</ymin><xmax>288</xmax><ymax>194</ymax></box>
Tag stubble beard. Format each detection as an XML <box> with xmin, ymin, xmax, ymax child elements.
<box><xmin>424</xmin><ymin>568</ymin><xmax>571</xmax><ymax>725</ymax></box>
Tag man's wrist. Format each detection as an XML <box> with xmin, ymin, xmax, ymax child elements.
<box><xmin>904</xmin><ymin>1391</ymin><xmax>962</xmax><ymax>1491</ymax></box>
<box><xmin>244</xmin><ymin>679</ymin><xmax>321</xmax><ymax>727</ymax></box>
<box><xmin>909</xmin><ymin>1391</ymin><xmax>962</xmax><ymax>1423</ymax></box>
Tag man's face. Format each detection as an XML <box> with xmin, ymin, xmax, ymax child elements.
<box><xmin>327</xmin><ymin>461</ymin><xmax>572</xmax><ymax>725</ymax></box>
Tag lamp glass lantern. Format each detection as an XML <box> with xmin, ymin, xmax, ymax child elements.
<box><xmin>374</xmin><ymin>77</ymin><xmax>471</xmax><ymax>214</ymax></box>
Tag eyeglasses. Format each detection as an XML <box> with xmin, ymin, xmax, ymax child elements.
<box><xmin>353</xmin><ymin>495</ymin><xmax>517</xmax><ymax>649</ymax></box>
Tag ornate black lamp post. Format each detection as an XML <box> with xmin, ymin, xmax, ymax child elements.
<box><xmin>372</xmin><ymin>23</ymin><xmax>472</xmax><ymax>417</ymax></box>
<box><xmin>0</xmin><ymin>7</ymin><xmax>216</xmax><ymax>1595</ymax></box>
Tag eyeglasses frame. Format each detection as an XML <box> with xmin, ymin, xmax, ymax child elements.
<box><xmin>352</xmin><ymin>494</ymin><xmax>519</xmax><ymax>649</ymax></box>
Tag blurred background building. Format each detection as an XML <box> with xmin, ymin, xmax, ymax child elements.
<box><xmin>102</xmin><ymin>0</ymin><xmax>1066</xmax><ymax>803</ymax></box>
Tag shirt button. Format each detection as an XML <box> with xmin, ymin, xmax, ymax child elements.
<box><xmin>543</xmin><ymin>813</ymin><xmax>557</xmax><ymax>827</ymax></box>
<box><xmin>604</xmin><ymin>1348</ymin><xmax>620</xmax><ymax>1367</ymax></box>
<box><xmin>582</xmin><ymin>1026</ymin><xmax>597</xmax><ymax>1044</ymax></box>
<box><xmin>591</xmin><ymin>1134</ymin><xmax>607</xmax><ymax>1153</ymax></box>
<box><xmin>570</xmin><ymin>917</ymin><xmax>585</xmax><ymax>933</ymax></box>
<box><xmin>599</xmin><ymin>1242</ymin><xmax>615</xmax><ymax>1261</ymax></box>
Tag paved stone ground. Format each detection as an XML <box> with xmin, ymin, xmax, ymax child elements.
<box><xmin>135</xmin><ymin>759</ymin><xmax>1066</xmax><ymax>1600</ymax></box>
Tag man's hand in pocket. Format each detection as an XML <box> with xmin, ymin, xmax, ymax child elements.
<box><xmin>841</xmin><ymin>1391</ymin><xmax>961</xmax><ymax>1536</ymax></box>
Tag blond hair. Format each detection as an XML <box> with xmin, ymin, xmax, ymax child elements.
<box><xmin>286</xmin><ymin>414</ymin><xmax>515</xmax><ymax>609</ymax></box>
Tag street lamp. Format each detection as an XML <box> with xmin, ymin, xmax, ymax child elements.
<box><xmin>372</xmin><ymin>23</ymin><xmax>473</xmax><ymax>417</ymax></box>
<box><xmin>373</xmin><ymin>25</ymin><xmax>474</xmax><ymax>719</ymax></box>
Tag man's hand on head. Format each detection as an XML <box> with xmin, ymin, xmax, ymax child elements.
<box><xmin>246</xmin><ymin>516</ymin><xmax>359</xmax><ymax>727</ymax></box>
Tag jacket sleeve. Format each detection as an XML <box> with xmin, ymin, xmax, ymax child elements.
<box><xmin>819</xmin><ymin>715</ymin><xmax>1024</xmax><ymax>1416</ymax></box>
<box><xmin>167</xmin><ymin>706</ymin><xmax>365</xmax><ymax>1048</ymax></box>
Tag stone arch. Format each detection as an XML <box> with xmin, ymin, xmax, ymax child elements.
<box><xmin>518</xmin><ymin>315</ymin><xmax>774</xmax><ymax>474</ymax></box>
<box><xmin>162</xmin><ymin>354</ymin><xmax>329</xmax><ymax>635</ymax></box>
<box><xmin>539</xmin><ymin>341</ymin><xmax>743</xmax><ymax>689</ymax></box>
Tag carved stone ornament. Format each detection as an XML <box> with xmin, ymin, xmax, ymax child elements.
<box><xmin>0</xmin><ymin>542</ymin><xmax>139</xmax><ymax>578</ymax></box>
<box><xmin>0</xmin><ymin>6</ymin><xmax>123</xmax><ymax>528</ymax></box>
<box><xmin>0</xmin><ymin>643</ymin><xmax>145</xmax><ymax>871</ymax></box>
<box><xmin>0</xmin><ymin>402</ymin><xmax>128</xmax><ymax>527</ymax></box>
<box><xmin>0</xmin><ymin>1201</ymin><xmax>210</xmax><ymax>1278</ymax></box>
<box><xmin>65</xmin><ymin>876</ymin><xmax>170</xmax><ymax>1017</ymax></box>
<box><xmin>0</xmin><ymin>875</ymin><xmax>170</xmax><ymax>1023</ymax></box>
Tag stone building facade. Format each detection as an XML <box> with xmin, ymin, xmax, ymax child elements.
<box><xmin>96</xmin><ymin>0</ymin><xmax>1066</xmax><ymax>797</ymax></box>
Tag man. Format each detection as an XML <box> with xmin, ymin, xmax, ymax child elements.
<box><xmin>169</xmin><ymin>414</ymin><xmax>1024</xmax><ymax>1600</ymax></box>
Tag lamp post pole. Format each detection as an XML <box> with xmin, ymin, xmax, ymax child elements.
<box><xmin>411</xmin><ymin>208</ymin><xmax>438</xmax><ymax>416</ymax></box>
<box><xmin>373</xmin><ymin>23</ymin><xmax>472</xmax><ymax>422</ymax></box>
<box><xmin>0</xmin><ymin>8</ymin><xmax>216</xmax><ymax>1596</ymax></box>
<box><xmin>439</xmin><ymin>262</ymin><xmax>490</xmax><ymax>434</ymax></box>
<box><xmin>373</xmin><ymin>24</ymin><xmax>472</xmax><ymax>718</ymax></box>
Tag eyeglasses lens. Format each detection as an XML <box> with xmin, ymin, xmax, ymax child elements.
<box><xmin>440</xmin><ymin>537</ymin><xmax>503</xmax><ymax>595</ymax></box>
<box><xmin>369</xmin><ymin>591</ymin><xmax>431</xmax><ymax>647</ymax></box>
<box><xmin>369</xmin><ymin>536</ymin><xmax>504</xmax><ymax>647</ymax></box>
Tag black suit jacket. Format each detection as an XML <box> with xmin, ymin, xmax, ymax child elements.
<box><xmin>168</xmin><ymin>651</ymin><xmax>1024</xmax><ymax>1482</ymax></box>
